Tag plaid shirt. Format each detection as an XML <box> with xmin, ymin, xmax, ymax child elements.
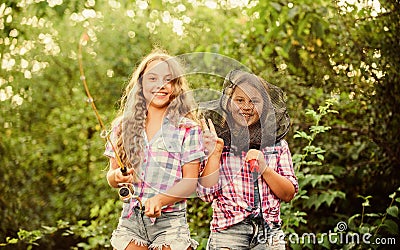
<box><xmin>198</xmin><ymin>140</ymin><xmax>298</xmax><ymax>232</ymax></box>
<box><xmin>105</xmin><ymin>116</ymin><xmax>206</xmax><ymax>212</ymax></box>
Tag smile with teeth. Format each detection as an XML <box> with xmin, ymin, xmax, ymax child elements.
<box><xmin>153</xmin><ymin>91</ymin><xmax>168</xmax><ymax>96</ymax></box>
<box><xmin>241</xmin><ymin>113</ymin><xmax>252</xmax><ymax>119</ymax></box>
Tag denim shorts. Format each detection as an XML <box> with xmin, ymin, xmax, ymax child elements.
<box><xmin>110</xmin><ymin>203</ymin><xmax>198</xmax><ymax>250</ymax></box>
<box><xmin>207</xmin><ymin>217</ymin><xmax>286</xmax><ymax>250</ymax></box>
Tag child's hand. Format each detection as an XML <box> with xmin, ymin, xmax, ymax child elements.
<box><xmin>113</xmin><ymin>168</ymin><xmax>135</xmax><ymax>184</ymax></box>
<box><xmin>144</xmin><ymin>196</ymin><xmax>163</xmax><ymax>218</ymax></box>
<box><xmin>201</xmin><ymin>118</ymin><xmax>224</xmax><ymax>156</ymax></box>
<box><xmin>245</xmin><ymin>149</ymin><xmax>267</xmax><ymax>173</ymax></box>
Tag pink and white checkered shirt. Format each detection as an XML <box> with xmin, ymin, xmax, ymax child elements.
<box><xmin>198</xmin><ymin>139</ymin><xmax>298</xmax><ymax>232</ymax></box>
<box><xmin>105</xmin><ymin>116</ymin><xmax>206</xmax><ymax>212</ymax></box>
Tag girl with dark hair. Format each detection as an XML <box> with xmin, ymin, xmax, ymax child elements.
<box><xmin>199</xmin><ymin>70</ymin><xmax>298</xmax><ymax>250</ymax></box>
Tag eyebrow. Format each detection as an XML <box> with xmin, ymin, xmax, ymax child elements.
<box><xmin>233</xmin><ymin>94</ymin><xmax>262</xmax><ymax>100</ymax></box>
<box><xmin>145</xmin><ymin>72</ymin><xmax>172</xmax><ymax>77</ymax></box>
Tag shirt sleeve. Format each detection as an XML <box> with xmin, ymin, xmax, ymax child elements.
<box><xmin>180</xmin><ymin>125</ymin><xmax>206</xmax><ymax>165</ymax></box>
<box><xmin>196</xmin><ymin>180</ymin><xmax>219</xmax><ymax>202</ymax></box>
<box><xmin>276</xmin><ymin>140</ymin><xmax>299</xmax><ymax>194</ymax></box>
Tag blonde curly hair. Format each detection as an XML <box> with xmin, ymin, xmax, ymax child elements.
<box><xmin>112</xmin><ymin>48</ymin><xmax>196</xmax><ymax>182</ymax></box>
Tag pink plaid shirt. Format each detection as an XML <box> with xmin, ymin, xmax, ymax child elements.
<box><xmin>198</xmin><ymin>139</ymin><xmax>298</xmax><ymax>232</ymax></box>
<box><xmin>105</xmin><ymin>116</ymin><xmax>206</xmax><ymax>212</ymax></box>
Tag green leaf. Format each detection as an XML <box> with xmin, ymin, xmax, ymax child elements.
<box><xmin>41</xmin><ymin>225</ymin><xmax>57</xmax><ymax>234</ymax></box>
<box><xmin>363</xmin><ymin>213</ymin><xmax>381</xmax><ymax>218</ymax></box>
<box><xmin>305</xmin><ymin>109</ymin><xmax>318</xmax><ymax>118</ymax></box>
<box><xmin>275</xmin><ymin>46</ymin><xmax>289</xmax><ymax>58</ymax></box>
<box><xmin>386</xmin><ymin>206</ymin><xmax>398</xmax><ymax>218</ymax></box>
<box><xmin>305</xmin><ymin>161</ymin><xmax>322</xmax><ymax>166</ymax></box>
<box><xmin>318</xmin><ymin>233</ymin><xmax>331</xmax><ymax>248</ymax></box>
<box><xmin>6</xmin><ymin>237</ymin><xmax>19</xmax><ymax>244</ymax></box>
<box><xmin>362</xmin><ymin>200</ymin><xmax>371</xmax><ymax>207</ymax></box>
<box><xmin>381</xmin><ymin>219</ymin><xmax>399</xmax><ymax>235</ymax></box>
<box><xmin>310</xmin><ymin>125</ymin><xmax>331</xmax><ymax>133</ymax></box>
<box><xmin>294</xmin><ymin>131</ymin><xmax>312</xmax><ymax>141</ymax></box>
<box><xmin>348</xmin><ymin>214</ymin><xmax>361</xmax><ymax>230</ymax></box>
<box><xmin>359</xmin><ymin>226</ymin><xmax>370</xmax><ymax>234</ymax></box>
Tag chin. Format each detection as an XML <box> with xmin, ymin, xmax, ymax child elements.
<box><xmin>234</xmin><ymin>120</ymin><xmax>249</xmax><ymax>127</ymax></box>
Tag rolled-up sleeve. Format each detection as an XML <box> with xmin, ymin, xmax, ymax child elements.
<box><xmin>276</xmin><ymin>140</ymin><xmax>298</xmax><ymax>194</ymax></box>
<box><xmin>196</xmin><ymin>181</ymin><xmax>219</xmax><ymax>202</ymax></box>
<box><xmin>181</xmin><ymin>125</ymin><xmax>206</xmax><ymax>165</ymax></box>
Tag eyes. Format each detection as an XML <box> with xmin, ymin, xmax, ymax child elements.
<box><xmin>145</xmin><ymin>74</ymin><xmax>173</xmax><ymax>83</ymax></box>
<box><xmin>233</xmin><ymin>97</ymin><xmax>262</xmax><ymax>106</ymax></box>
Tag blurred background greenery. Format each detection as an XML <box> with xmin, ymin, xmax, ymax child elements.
<box><xmin>1</xmin><ymin>0</ymin><xmax>399</xmax><ymax>249</ymax></box>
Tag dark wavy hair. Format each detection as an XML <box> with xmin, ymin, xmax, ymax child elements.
<box><xmin>204</xmin><ymin>69</ymin><xmax>290</xmax><ymax>154</ymax></box>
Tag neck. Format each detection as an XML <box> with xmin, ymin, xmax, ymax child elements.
<box><xmin>146</xmin><ymin>106</ymin><xmax>167</xmax><ymax>120</ymax></box>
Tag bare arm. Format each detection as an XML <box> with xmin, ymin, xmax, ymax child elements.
<box><xmin>246</xmin><ymin>149</ymin><xmax>295</xmax><ymax>202</ymax></box>
<box><xmin>260</xmin><ymin>167</ymin><xmax>295</xmax><ymax>202</ymax></box>
<box><xmin>199</xmin><ymin>118</ymin><xmax>224</xmax><ymax>187</ymax></box>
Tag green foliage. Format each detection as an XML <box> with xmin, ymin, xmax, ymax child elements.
<box><xmin>187</xmin><ymin>198</ymin><xmax>213</xmax><ymax>250</ymax></box>
<box><xmin>281</xmin><ymin>98</ymin><xmax>346</xmax><ymax>241</ymax></box>
<box><xmin>0</xmin><ymin>229</ymin><xmax>43</xmax><ymax>248</ymax></box>
<box><xmin>1</xmin><ymin>0</ymin><xmax>399</xmax><ymax>249</ymax></box>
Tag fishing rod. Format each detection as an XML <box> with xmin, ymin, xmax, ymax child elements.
<box><xmin>78</xmin><ymin>32</ymin><xmax>141</xmax><ymax>207</ymax></box>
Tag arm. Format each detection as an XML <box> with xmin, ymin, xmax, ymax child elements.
<box><xmin>144</xmin><ymin>160</ymin><xmax>200</xmax><ymax>217</ymax></box>
<box><xmin>198</xmin><ymin>118</ymin><xmax>224</xmax><ymax>187</ymax></box>
<box><xmin>104</xmin><ymin>120</ymin><xmax>136</xmax><ymax>188</ymax></box>
<box><xmin>260</xmin><ymin>166</ymin><xmax>295</xmax><ymax>202</ymax></box>
<box><xmin>246</xmin><ymin>149</ymin><xmax>296</xmax><ymax>202</ymax></box>
<box><xmin>199</xmin><ymin>150</ymin><xmax>222</xmax><ymax>187</ymax></box>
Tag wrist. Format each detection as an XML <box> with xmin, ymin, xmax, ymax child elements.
<box><xmin>208</xmin><ymin>152</ymin><xmax>221</xmax><ymax>161</ymax></box>
<box><xmin>107</xmin><ymin>169</ymin><xmax>118</xmax><ymax>188</ymax></box>
<box><xmin>154</xmin><ymin>194</ymin><xmax>169</xmax><ymax>208</ymax></box>
<box><xmin>261</xmin><ymin>165</ymin><xmax>273</xmax><ymax>176</ymax></box>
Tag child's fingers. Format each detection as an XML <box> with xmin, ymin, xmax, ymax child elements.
<box><xmin>207</xmin><ymin>119</ymin><xmax>216</xmax><ymax>134</ymax></box>
<box><xmin>145</xmin><ymin>205</ymin><xmax>154</xmax><ymax>216</ymax></box>
<box><xmin>200</xmin><ymin>118</ymin><xmax>209</xmax><ymax>132</ymax></box>
<box><xmin>154</xmin><ymin>206</ymin><xmax>162</xmax><ymax>217</ymax></box>
<box><xmin>245</xmin><ymin>149</ymin><xmax>260</xmax><ymax>161</ymax></box>
<box><xmin>144</xmin><ymin>201</ymin><xmax>150</xmax><ymax>212</ymax></box>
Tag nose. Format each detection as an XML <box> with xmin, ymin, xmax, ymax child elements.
<box><xmin>154</xmin><ymin>79</ymin><xmax>167</xmax><ymax>90</ymax></box>
<box><xmin>240</xmin><ymin>101</ymin><xmax>254</xmax><ymax>110</ymax></box>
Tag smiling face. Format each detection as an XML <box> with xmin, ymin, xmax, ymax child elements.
<box><xmin>229</xmin><ymin>83</ymin><xmax>263</xmax><ymax>127</ymax></box>
<box><xmin>142</xmin><ymin>59</ymin><xmax>174</xmax><ymax>110</ymax></box>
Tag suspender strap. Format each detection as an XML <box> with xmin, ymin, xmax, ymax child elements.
<box><xmin>251</xmin><ymin>162</ymin><xmax>267</xmax><ymax>243</ymax></box>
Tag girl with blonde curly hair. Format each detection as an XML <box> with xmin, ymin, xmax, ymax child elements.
<box><xmin>104</xmin><ymin>49</ymin><xmax>222</xmax><ymax>250</ymax></box>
